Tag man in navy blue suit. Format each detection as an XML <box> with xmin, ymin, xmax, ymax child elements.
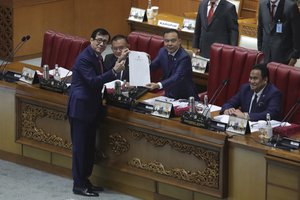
<box><xmin>67</xmin><ymin>28</ymin><xmax>128</xmax><ymax>197</ymax></box>
<box><xmin>146</xmin><ymin>29</ymin><xmax>198</xmax><ymax>100</ymax></box>
<box><xmin>221</xmin><ymin>63</ymin><xmax>282</xmax><ymax>121</ymax></box>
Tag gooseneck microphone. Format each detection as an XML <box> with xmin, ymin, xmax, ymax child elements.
<box><xmin>280</xmin><ymin>99</ymin><xmax>300</xmax><ymax>124</ymax></box>
<box><xmin>0</xmin><ymin>35</ymin><xmax>31</xmax><ymax>80</ymax></box>
<box><xmin>203</xmin><ymin>78</ymin><xmax>229</xmax><ymax>119</ymax></box>
<box><xmin>208</xmin><ymin>78</ymin><xmax>229</xmax><ymax>105</ymax></box>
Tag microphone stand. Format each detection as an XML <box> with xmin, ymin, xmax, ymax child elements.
<box><xmin>0</xmin><ymin>35</ymin><xmax>31</xmax><ymax>81</ymax></box>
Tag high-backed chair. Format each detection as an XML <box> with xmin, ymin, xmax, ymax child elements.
<box><xmin>127</xmin><ymin>31</ymin><xmax>164</xmax><ymax>82</ymax></box>
<box><xmin>267</xmin><ymin>62</ymin><xmax>300</xmax><ymax>124</ymax></box>
<box><xmin>41</xmin><ymin>30</ymin><xmax>90</xmax><ymax>70</ymax></box>
<box><xmin>202</xmin><ymin>43</ymin><xmax>264</xmax><ymax>106</ymax></box>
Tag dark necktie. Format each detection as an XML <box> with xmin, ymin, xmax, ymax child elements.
<box><xmin>270</xmin><ymin>1</ymin><xmax>277</xmax><ymax>22</ymax></box>
<box><xmin>250</xmin><ymin>94</ymin><xmax>258</xmax><ymax>113</ymax></box>
<box><xmin>168</xmin><ymin>55</ymin><xmax>174</xmax><ymax>76</ymax></box>
<box><xmin>98</xmin><ymin>55</ymin><xmax>104</xmax><ymax>74</ymax></box>
<box><xmin>208</xmin><ymin>2</ymin><xmax>215</xmax><ymax>24</ymax></box>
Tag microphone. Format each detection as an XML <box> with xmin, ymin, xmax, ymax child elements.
<box><xmin>208</xmin><ymin>78</ymin><xmax>229</xmax><ymax>105</ymax></box>
<box><xmin>181</xmin><ymin>79</ymin><xmax>229</xmax><ymax>130</ymax></box>
<box><xmin>280</xmin><ymin>99</ymin><xmax>300</xmax><ymax>125</ymax></box>
<box><xmin>203</xmin><ymin>78</ymin><xmax>230</xmax><ymax>118</ymax></box>
<box><xmin>0</xmin><ymin>35</ymin><xmax>31</xmax><ymax>80</ymax></box>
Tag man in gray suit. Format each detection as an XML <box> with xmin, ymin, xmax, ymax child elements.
<box><xmin>192</xmin><ymin>0</ymin><xmax>239</xmax><ymax>59</ymax></box>
<box><xmin>257</xmin><ymin>0</ymin><xmax>300</xmax><ymax>65</ymax></box>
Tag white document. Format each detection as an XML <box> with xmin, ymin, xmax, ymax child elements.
<box><xmin>104</xmin><ymin>80</ymin><xmax>124</xmax><ymax>89</ymax></box>
<box><xmin>49</xmin><ymin>67</ymin><xmax>72</xmax><ymax>78</ymax></box>
<box><xmin>129</xmin><ymin>51</ymin><xmax>151</xmax><ymax>86</ymax></box>
<box><xmin>249</xmin><ymin>120</ymin><xmax>289</xmax><ymax>133</ymax></box>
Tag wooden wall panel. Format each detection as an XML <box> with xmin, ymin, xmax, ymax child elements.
<box><xmin>74</xmin><ymin>0</ymin><xmax>132</xmax><ymax>39</ymax></box>
<box><xmin>13</xmin><ymin>0</ymin><xmax>75</xmax><ymax>58</ymax></box>
<box><xmin>133</xmin><ymin>0</ymin><xmax>200</xmax><ymax>16</ymax></box>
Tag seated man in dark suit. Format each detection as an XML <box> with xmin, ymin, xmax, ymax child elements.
<box><xmin>104</xmin><ymin>34</ymin><xmax>129</xmax><ymax>81</ymax></box>
<box><xmin>221</xmin><ymin>63</ymin><xmax>282</xmax><ymax>121</ymax></box>
<box><xmin>146</xmin><ymin>29</ymin><xmax>198</xmax><ymax>100</ymax></box>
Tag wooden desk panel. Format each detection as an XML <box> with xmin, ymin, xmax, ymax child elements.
<box><xmin>1</xmin><ymin>62</ymin><xmax>300</xmax><ymax>200</ymax></box>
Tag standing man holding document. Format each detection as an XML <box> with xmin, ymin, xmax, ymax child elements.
<box><xmin>67</xmin><ymin>28</ymin><xmax>128</xmax><ymax>197</ymax></box>
<box><xmin>146</xmin><ymin>29</ymin><xmax>198</xmax><ymax>100</ymax></box>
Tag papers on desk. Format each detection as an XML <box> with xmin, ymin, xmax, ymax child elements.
<box><xmin>143</xmin><ymin>96</ymin><xmax>221</xmax><ymax>112</ymax></box>
<box><xmin>49</xmin><ymin>67</ymin><xmax>72</xmax><ymax>78</ymax></box>
<box><xmin>129</xmin><ymin>51</ymin><xmax>151</xmax><ymax>86</ymax></box>
<box><xmin>213</xmin><ymin>115</ymin><xmax>292</xmax><ymax>133</ymax></box>
<box><xmin>249</xmin><ymin>120</ymin><xmax>290</xmax><ymax>133</ymax></box>
<box><xmin>104</xmin><ymin>80</ymin><xmax>124</xmax><ymax>89</ymax></box>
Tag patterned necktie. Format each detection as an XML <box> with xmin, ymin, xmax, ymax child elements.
<box><xmin>208</xmin><ymin>2</ymin><xmax>215</xmax><ymax>24</ymax></box>
<box><xmin>250</xmin><ymin>94</ymin><xmax>258</xmax><ymax>113</ymax></box>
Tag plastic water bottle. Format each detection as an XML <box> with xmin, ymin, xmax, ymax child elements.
<box><xmin>266</xmin><ymin>113</ymin><xmax>273</xmax><ymax>138</ymax></box>
<box><xmin>203</xmin><ymin>95</ymin><xmax>211</xmax><ymax>118</ymax></box>
<box><xmin>53</xmin><ymin>64</ymin><xmax>61</xmax><ymax>81</ymax></box>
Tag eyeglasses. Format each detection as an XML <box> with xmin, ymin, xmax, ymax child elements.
<box><xmin>94</xmin><ymin>38</ymin><xmax>109</xmax><ymax>45</ymax></box>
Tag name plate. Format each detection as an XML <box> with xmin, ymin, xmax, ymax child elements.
<box><xmin>128</xmin><ymin>7</ymin><xmax>146</xmax><ymax>22</ymax></box>
<box><xmin>151</xmin><ymin>100</ymin><xmax>173</xmax><ymax>119</ymax></box>
<box><xmin>19</xmin><ymin>66</ymin><xmax>39</xmax><ymax>84</ymax></box>
<box><xmin>226</xmin><ymin>115</ymin><xmax>248</xmax><ymax>135</ymax></box>
<box><xmin>182</xmin><ymin>18</ymin><xmax>196</xmax><ymax>33</ymax></box>
<box><xmin>157</xmin><ymin>20</ymin><xmax>179</xmax><ymax>29</ymax></box>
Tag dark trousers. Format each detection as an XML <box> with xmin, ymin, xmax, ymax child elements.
<box><xmin>69</xmin><ymin>117</ymin><xmax>97</xmax><ymax>187</ymax></box>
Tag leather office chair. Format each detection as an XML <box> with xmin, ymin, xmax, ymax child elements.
<box><xmin>127</xmin><ymin>31</ymin><xmax>164</xmax><ymax>83</ymax></box>
<box><xmin>41</xmin><ymin>30</ymin><xmax>90</xmax><ymax>70</ymax></box>
<box><xmin>268</xmin><ymin>62</ymin><xmax>300</xmax><ymax>124</ymax></box>
<box><xmin>201</xmin><ymin>43</ymin><xmax>264</xmax><ymax>106</ymax></box>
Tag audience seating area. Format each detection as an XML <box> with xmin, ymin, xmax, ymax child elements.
<box><xmin>267</xmin><ymin>62</ymin><xmax>300</xmax><ymax>124</ymax></box>
<box><xmin>41</xmin><ymin>30</ymin><xmax>90</xmax><ymax>70</ymax></box>
<box><xmin>201</xmin><ymin>43</ymin><xmax>264</xmax><ymax>106</ymax></box>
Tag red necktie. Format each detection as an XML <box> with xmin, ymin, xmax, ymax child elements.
<box><xmin>208</xmin><ymin>2</ymin><xmax>215</xmax><ymax>24</ymax></box>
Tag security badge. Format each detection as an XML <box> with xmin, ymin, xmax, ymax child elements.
<box><xmin>276</xmin><ymin>20</ymin><xmax>282</xmax><ymax>33</ymax></box>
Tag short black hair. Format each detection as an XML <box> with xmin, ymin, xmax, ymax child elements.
<box><xmin>90</xmin><ymin>28</ymin><xmax>111</xmax><ymax>42</ymax></box>
<box><xmin>163</xmin><ymin>29</ymin><xmax>180</xmax><ymax>38</ymax></box>
<box><xmin>252</xmin><ymin>63</ymin><xmax>269</xmax><ymax>81</ymax></box>
<box><xmin>111</xmin><ymin>34</ymin><xmax>128</xmax><ymax>43</ymax></box>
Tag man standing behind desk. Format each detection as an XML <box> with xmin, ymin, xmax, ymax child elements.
<box><xmin>192</xmin><ymin>0</ymin><xmax>239</xmax><ymax>58</ymax></box>
<box><xmin>104</xmin><ymin>34</ymin><xmax>129</xmax><ymax>81</ymax></box>
<box><xmin>146</xmin><ymin>29</ymin><xmax>198</xmax><ymax>100</ymax></box>
<box><xmin>67</xmin><ymin>28</ymin><xmax>128</xmax><ymax>197</ymax></box>
<box><xmin>220</xmin><ymin>64</ymin><xmax>282</xmax><ymax>121</ymax></box>
<box><xmin>257</xmin><ymin>0</ymin><xmax>300</xmax><ymax>65</ymax></box>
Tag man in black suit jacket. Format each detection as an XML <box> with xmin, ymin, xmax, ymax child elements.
<box><xmin>257</xmin><ymin>0</ymin><xmax>300</xmax><ymax>65</ymax></box>
<box><xmin>192</xmin><ymin>0</ymin><xmax>239</xmax><ymax>58</ymax></box>
<box><xmin>104</xmin><ymin>34</ymin><xmax>129</xmax><ymax>81</ymax></box>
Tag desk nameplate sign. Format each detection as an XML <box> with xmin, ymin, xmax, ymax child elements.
<box><xmin>19</xmin><ymin>66</ymin><xmax>39</xmax><ymax>84</ymax></box>
<box><xmin>226</xmin><ymin>115</ymin><xmax>248</xmax><ymax>135</ymax></box>
<box><xmin>182</xmin><ymin>18</ymin><xmax>196</xmax><ymax>33</ymax></box>
<box><xmin>157</xmin><ymin>20</ymin><xmax>179</xmax><ymax>29</ymax></box>
<box><xmin>128</xmin><ymin>7</ymin><xmax>147</xmax><ymax>22</ymax></box>
<box><xmin>151</xmin><ymin>100</ymin><xmax>173</xmax><ymax>119</ymax></box>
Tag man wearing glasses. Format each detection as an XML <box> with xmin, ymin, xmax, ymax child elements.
<box><xmin>67</xmin><ymin>28</ymin><xmax>128</xmax><ymax>197</ymax></box>
<box><xmin>104</xmin><ymin>34</ymin><xmax>130</xmax><ymax>81</ymax></box>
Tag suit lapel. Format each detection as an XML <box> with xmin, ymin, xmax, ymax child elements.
<box><xmin>204</xmin><ymin>0</ymin><xmax>209</xmax><ymax>28</ymax></box>
<box><xmin>274</xmin><ymin>0</ymin><xmax>285</xmax><ymax>23</ymax></box>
